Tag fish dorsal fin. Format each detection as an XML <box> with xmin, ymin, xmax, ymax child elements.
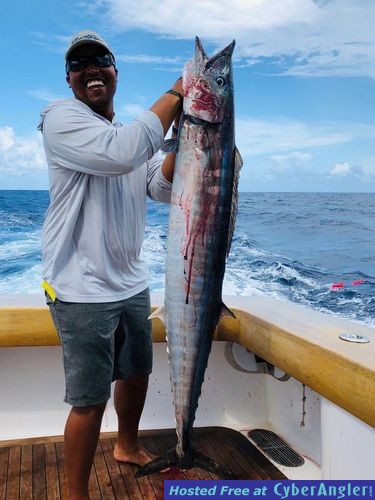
<box><xmin>148</xmin><ymin>306</ymin><xmax>166</xmax><ymax>325</ymax></box>
<box><xmin>227</xmin><ymin>146</ymin><xmax>243</xmax><ymax>256</ymax></box>
<box><xmin>220</xmin><ymin>303</ymin><xmax>236</xmax><ymax>320</ymax></box>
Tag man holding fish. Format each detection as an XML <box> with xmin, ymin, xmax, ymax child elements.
<box><xmin>39</xmin><ymin>30</ymin><xmax>183</xmax><ymax>499</ymax></box>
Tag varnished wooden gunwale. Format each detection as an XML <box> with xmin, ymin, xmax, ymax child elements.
<box><xmin>0</xmin><ymin>297</ymin><xmax>374</xmax><ymax>427</ymax></box>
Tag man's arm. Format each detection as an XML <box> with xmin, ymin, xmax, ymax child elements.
<box><xmin>160</xmin><ymin>104</ymin><xmax>182</xmax><ymax>182</ymax></box>
<box><xmin>150</xmin><ymin>78</ymin><xmax>183</xmax><ymax>136</ymax></box>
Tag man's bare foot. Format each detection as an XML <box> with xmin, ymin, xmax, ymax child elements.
<box><xmin>113</xmin><ymin>444</ymin><xmax>156</xmax><ymax>467</ymax></box>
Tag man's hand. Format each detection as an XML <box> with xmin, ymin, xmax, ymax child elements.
<box><xmin>150</xmin><ymin>76</ymin><xmax>184</xmax><ymax>136</ymax></box>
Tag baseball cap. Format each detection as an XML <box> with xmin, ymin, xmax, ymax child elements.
<box><xmin>65</xmin><ymin>30</ymin><xmax>114</xmax><ymax>60</ymax></box>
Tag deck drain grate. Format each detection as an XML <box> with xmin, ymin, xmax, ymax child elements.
<box><xmin>248</xmin><ymin>429</ymin><xmax>305</xmax><ymax>467</ymax></box>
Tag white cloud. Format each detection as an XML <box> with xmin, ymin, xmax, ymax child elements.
<box><xmin>0</xmin><ymin>126</ymin><xmax>15</xmax><ymax>152</ymax></box>
<box><xmin>0</xmin><ymin>126</ymin><xmax>46</xmax><ymax>176</ymax></box>
<box><xmin>235</xmin><ymin>117</ymin><xmax>357</xmax><ymax>156</ymax></box>
<box><xmin>234</xmin><ymin>117</ymin><xmax>375</xmax><ymax>189</ymax></box>
<box><xmin>329</xmin><ymin>161</ymin><xmax>375</xmax><ymax>183</ymax></box>
<box><xmin>98</xmin><ymin>0</ymin><xmax>318</xmax><ymax>36</ymax></box>
<box><xmin>361</xmin><ymin>162</ymin><xmax>375</xmax><ymax>177</ymax></box>
<box><xmin>32</xmin><ymin>31</ymin><xmax>70</xmax><ymax>55</ymax></box>
<box><xmin>271</xmin><ymin>151</ymin><xmax>313</xmax><ymax>171</ymax></box>
<box><xmin>117</xmin><ymin>54</ymin><xmax>183</xmax><ymax>65</ymax></box>
<box><xmin>120</xmin><ymin>103</ymin><xmax>147</xmax><ymax>118</ymax></box>
<box><xmin>116</xmin><ymin>53</ymin><xmax>184</xmax><ymax>72</ymax></box>
<box><xmin>331</xmin><ymin>162</ymin><xmax>351</xmax><ymax>176</ymax></box>
<box><xmin>27</xmin><ymin>89</ymin><xmax>66</xmax><ymax>103</ymax></box>
<box><xmin>91</xmin><ymin>0</ymin><xmax>375</xmax><ymax>78</ymax></box>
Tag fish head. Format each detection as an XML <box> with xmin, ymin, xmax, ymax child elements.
<box><xmin>183</xmin><ymin>37</ymin><xmax>235</xmax><ymax>124</ymax></box>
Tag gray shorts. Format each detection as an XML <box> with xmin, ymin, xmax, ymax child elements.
<box><xmin>46</xmin><ymin>288</ymin><xmax>153</xmax><ymax>407</ymax></box>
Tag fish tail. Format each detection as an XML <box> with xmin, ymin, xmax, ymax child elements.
<box><xmin>189</xmin><ymin>448</ymin><xmax>236</xmax><ymax>478</ymax></box>
<box><xmin>134</xmin><ymin>448</ymin><xmax>178</xmax><ymax>478</ymax></box>
<box><xmin>135</xmin><ymin>447</ymin><xmax>236</xmax><ymax>479</ymax></box>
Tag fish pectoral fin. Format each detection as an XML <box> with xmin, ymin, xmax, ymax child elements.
<box><xmin>220</xmin><ymin>303</ymin><xmax>236</xmax><ymax>319</ymax></box>
<box><xmin>161</xmin><ymin>138</ymin><xmax>178</xmax><ymax>153</ymax></box>
<box><xmin>148</xmin><ymin>306</ymin><xmax>166</xmax><ymax>324</ymax></box>
<box><xmin>135</xmin><ymin>449</ymin><xmax>178</xmax><ymax>478</ymax></box>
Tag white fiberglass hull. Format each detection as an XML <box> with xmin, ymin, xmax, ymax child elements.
<box><xmin>0</xmin><ymin>293</ymin><xmax>374</xmax><ymax>480</ymax></box>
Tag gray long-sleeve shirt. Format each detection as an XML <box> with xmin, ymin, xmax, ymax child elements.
<box><xmin>40</xmin><ymin>98</ymin><xmax>171</xmax><ymax>302</ymax></box>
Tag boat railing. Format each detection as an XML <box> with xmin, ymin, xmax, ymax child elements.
<box><xmin>0</xmin><ymin>294</ymin><xmax>374</xmax><ymax>427</ymax></box>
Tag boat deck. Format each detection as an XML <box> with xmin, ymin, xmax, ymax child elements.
<box><xmin>0</xmin><ymin>427</ymin><xmax>286</xmax><ymax>499</ymax></box>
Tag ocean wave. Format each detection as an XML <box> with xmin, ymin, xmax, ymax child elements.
<box><xmin>0</xmin><ymin>230</ymin><xmax>41</xmax><ymax>260</ymax></box>
<box><xmin>0</xmin><ymin>192</ymin><xmax>374</xmax><ymax>329</ymax></box>
<box><xmin>0</xmin><ymin>264</ymin><xmax>42</xmax><ymax>294</ymax></box>
<box><xmin>0</xmin><ymin>210</ymin><xmax>32</xmax><ymax>228</ymax></box>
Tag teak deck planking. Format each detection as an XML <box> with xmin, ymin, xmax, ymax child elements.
<box><xmin>0</xmin><ymin>427</ymin><xmax>286</xmax><ymax>499</ymax></box>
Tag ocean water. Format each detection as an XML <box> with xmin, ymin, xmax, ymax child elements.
<box><xmin>0</xmin><ymin>190</ymin><xmax>374</xmax><ymax>327</ymax></box>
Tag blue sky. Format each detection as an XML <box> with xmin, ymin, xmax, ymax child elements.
<box><xmin>0</xmin><ymin>0</ymin><xmax>374</xmax><ymax>192</ymax></box>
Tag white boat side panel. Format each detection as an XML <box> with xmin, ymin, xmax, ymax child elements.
<box><xmin>321</xmin><ymin>398</ymin><xmax>375</xmax><ymax>480</ymax></box>
<box><xmin>0</xmin><ymin>347</ymin><xmax>69</xmax><ymax>440</ymax></box>
<box><xmin>0</xmin><ymin>343</ymin><xmax>268</xmax><ymax>441</ymax></box>
<box><xmin>266</xmin><ymin>376</ymin><xmax>321</xmax><ymax>465</ymax></box>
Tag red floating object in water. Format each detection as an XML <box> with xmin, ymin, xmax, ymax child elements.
<box><xmin>330</xmin><ymin>282</ymin><xmax>345</xmax><ymax>290</ymax></box>
<box><xmin>352</xmin><ymin>279</ymin><xmax>365</xmax><ymax>286</ymax></box>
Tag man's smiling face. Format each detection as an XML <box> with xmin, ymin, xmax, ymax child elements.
<box><xmin>66</xmin><ymin>44</ymin><xmax>117</xmax><ymax>121</ymax></box>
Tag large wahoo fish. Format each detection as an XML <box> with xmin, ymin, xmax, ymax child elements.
<box><xmin>136</xmin><ymin>37</ymin><xmax>242</xmax><ymax>478</ymax></box>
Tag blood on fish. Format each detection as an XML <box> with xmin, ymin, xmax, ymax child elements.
<box><xmin>135</xmin><ymin>37</ymin><xmax>240</xmax><ymax>480</ymax></box>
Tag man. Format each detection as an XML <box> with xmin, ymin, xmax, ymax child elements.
<box><xmin>39</xmin><ymin>30</ymin><xmax>183</xmax><ymax>499</ymax></box>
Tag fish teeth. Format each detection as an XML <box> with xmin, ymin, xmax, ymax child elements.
<box><xmin>86</xmin><ymin>80</ymin><xmax>104</xmax><ymax>88</ymax></box>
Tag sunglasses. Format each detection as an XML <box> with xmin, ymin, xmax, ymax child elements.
<box><xmin>65</xmin><ymin>53</ymin><xmax>115</xmax><ymax>74</ymax></box>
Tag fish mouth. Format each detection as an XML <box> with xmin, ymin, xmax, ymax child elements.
<box><xmin>192</xmin><ymin>88</ymin><xmax>216</xmax><ymax>107</ymax></box>
<box><xmin>192</xmin><ymin>96</ymin><xmax>216</xmax><ymax>111</ymax></box>
<box><xmin>194</xmin><ymin>97</ymin><xmax>212</xmax><ymax>105</ymax></box>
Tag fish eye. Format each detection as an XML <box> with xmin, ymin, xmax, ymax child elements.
<box><xmin>216</xmin><ymin>76</ymin><xmax>226</xmax><ymax>87</ymax></box>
